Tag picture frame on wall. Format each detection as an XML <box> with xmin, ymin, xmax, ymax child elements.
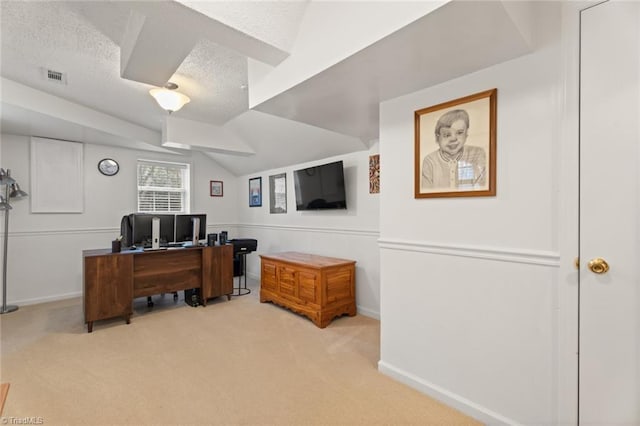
<box><xmin>269</xmin><ymin>173</ymin><xmax>287</xmax><ymax>214</ymax></box>
<box><xmin>249</xmin><ymin>177</ymin><xmax>262</xmax><ymax>207</ymax></box>
<box><xmin>369</xmin><ymin>154</ymin><xmax>380</xmax><ymax>194</ymax></box>
<box><xmin>210</xmin><ymin>180</ymin><xmax>223</xmax><ymax>197</ymax></box>
<box><xmin>414</xmin><ymin>88</ymin><xmax>497</xmax><ymax>199</ymax></box>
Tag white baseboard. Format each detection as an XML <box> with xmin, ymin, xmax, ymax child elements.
<box><xmin>246</xmin><ymin>271</ymin><xmax>260</xmax><ymax>282</ymax></box>
<box><xmin>11</xmin><ymin>291</ymin><xmax>82</xmax><ymax>306</ymax></box>
<box><xmin>377</xmin><ymin>361</ymin><xmax>521</xmax><ymax>426</ymax></box>
<box><xmin>356</xmin><ymin>305</ymin><xmax>379</xmax><ymax>320</ymax></box>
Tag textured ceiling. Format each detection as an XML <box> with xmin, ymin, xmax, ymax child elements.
<box><xmin>0</xmin><ymin>1</ymin><xmax>251</xmax><ymax>129</ymax></box>
<box><xmin>0</xmin><ymin>1</ymin><xmax>544</xmax><ymax>176</ymax></box>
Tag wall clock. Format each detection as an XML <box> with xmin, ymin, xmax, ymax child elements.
<box><xmin>98</xmin><ymin>158</ymin><xmax>119</xmax><ymax>176</ymax></box>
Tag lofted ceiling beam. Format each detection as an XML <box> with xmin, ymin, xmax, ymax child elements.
<box><xmin>120</xmin><ymin>9</ymin><xmax>198</xmax><ymax>87</ymax></box>
<box><xmin>162</xmin><ymin>116</ymin><xmax>255</xmax><ymax>156</ymax></box>
<box><xmin>120</xmin><ymin>2</ymin><xmax>289</xmax><ymax>87</ymax></box>
<box><xmin>0</xmin><ymin>78</ymin><xmax>176</xmax><ymax>153</ymax></box>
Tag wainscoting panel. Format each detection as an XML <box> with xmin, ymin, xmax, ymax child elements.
<box><xmin>379</xmin><ymin>245</ymin><xmax>560</xmax><ymax>423</ymax></box>
<box><xmin>235</xmin><ymin>224</ymin><xmax>380</xmax><ymax>319</ymax></box>
<box><xmin>2</xmin><ymin>224</ymin><xmax>237</xmax><ymax>306</ymax></box>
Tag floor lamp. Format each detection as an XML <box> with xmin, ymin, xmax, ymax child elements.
<box><xmin>0</xmin><ymin>169</ymin><xmax>27</xmax><ymax>315</ymax></box>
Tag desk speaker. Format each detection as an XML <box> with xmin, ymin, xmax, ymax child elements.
<box><xmin>207</xmin><ymin>233</ymin><xmax>217</xmax><ymax>246</ymax></box>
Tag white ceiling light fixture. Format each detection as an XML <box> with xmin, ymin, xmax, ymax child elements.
<box><xmin>149</xmin><ymin>82</ymin><xmax>191</xmax><ymax>113</ymax></box>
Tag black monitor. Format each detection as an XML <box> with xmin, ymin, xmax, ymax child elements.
<box><xmin>175</xmin><ymin>214</ymin><xmax>207</xmax><ymax>243</ymax></box>
<box><xmin>131</xmin><ymin>213</ymin><xmax>175</xmax><ymax>248</ymax></box>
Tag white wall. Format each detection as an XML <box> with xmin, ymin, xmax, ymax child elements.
<box><xmin>234</xmin><ymin>148</ymin><xmax>381</xmax><ymax>319</ymax></box>
<box><xmin>0</xmin><ymin>134</ymin><xmax>381</xmax><ymax>318</ymax></box>
<box><xmin>0</xmin><ymin>134</ymin><xmax>239</xmax><ymax>305</ymax></box>
<box><xmin>378</xmin><ymin>3</ymin><xmax>577</xmax><ymax>424</ymax></box>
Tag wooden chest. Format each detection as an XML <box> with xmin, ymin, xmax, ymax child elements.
<box><xmin>259</xmin><ymin>252</ymin><xmax>356</xmax><ymax>328</ymax></box>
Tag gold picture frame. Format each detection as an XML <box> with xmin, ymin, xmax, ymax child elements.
<box><xmin>414</xmin><ymin>88</ymin><xmax>497</xmax><ymax>198</ymax></box>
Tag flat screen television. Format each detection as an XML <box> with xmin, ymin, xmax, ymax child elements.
<box><xmin>175</xmin><ymin>214</ymin><xmax>207</xmax><ymax>243</ymax></box>
<box><xmin>293</xmin><ymin>160</ymin><xmax>347</xmax><ymax>211</ymax></box>
<box><xmin>131</xmin><ymin>213</ymin><xmax>175</xmax><ymax>248</ymax></box>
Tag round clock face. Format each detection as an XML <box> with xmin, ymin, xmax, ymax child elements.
<box><xmin>98</xmin><ymin>158</ymin><xmax>119</xmax><ymax>176</ymax></box>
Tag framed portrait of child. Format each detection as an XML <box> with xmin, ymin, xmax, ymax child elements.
<box><xmin>414</xmin><ymin>88</ymin><xmax>497</xmax><ymax>199</ymax></box>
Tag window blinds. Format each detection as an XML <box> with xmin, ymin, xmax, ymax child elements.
<box><xmin>137</xmin><ymin>160</ymin><xmax>189</xmax><ymax>213</ymax></box>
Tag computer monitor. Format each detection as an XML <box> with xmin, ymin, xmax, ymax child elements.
<box><xmin>131</xmin><ymin>213</ymin><xmax>175</xmax><ymax>247</ymax></box>
<box><xmin>175</xmin><ymin>214</ymin><xmax>207</xmax><ymax>243</ymax></box>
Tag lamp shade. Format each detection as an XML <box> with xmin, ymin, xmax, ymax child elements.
<box><xmin>149</xmin><ymin>88</ymin><xmax>190</xmax><ymax>113</ymax></box>
<box><xmin>9</xmin><ymin>183</ymin><xmax>27</xmax><ymax>199</ymax></box>
<box><xmin>0</xmin><ymin>169</ymin><xmax>15</xmax><ymax>186</ymax></box>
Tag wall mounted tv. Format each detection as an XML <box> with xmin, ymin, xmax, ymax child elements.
<box><xmin>293</xmin><ymin>160</ymin><xmax>347</xmax><ymax>211</ymax></box>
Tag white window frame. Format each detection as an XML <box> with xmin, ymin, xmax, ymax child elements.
<box><xmin>137</xmin><ymin>159</ymin><xmax>191</xmax><ymax>214</ymax></box>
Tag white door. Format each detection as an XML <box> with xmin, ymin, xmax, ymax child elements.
<box><xmin>580</xmin><ymin>1</ymin><xmax>640</xmax><ymax>423</ymax></box>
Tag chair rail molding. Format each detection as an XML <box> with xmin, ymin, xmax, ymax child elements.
<box><xmin>6</xmin><ymin>223</ymin><xmax>238</xmax><ymax>238</ymax></box>
<box><xmin>236</xmin><ymin>223</ymin><xmax>379</xmax><ymax>238</ymax></box>
<box><xmin>379</xmin><ymin>238</ymin><xmax>560</xmax><ymax>267</ymax></box>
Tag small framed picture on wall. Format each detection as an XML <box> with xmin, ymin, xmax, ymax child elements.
<box><xmin>269</xmin><ymin>173</ymin><xmax>287</xmax><ymax>214</ymax></box>
<box><xmin>210</xmin><ymin>180</ymin><xmax>223</xmax><ymax>197</ymax></box>
<box><xmin>369</xmin><ymin>154</ymin><xmax>380</xmax><ymax>194</ymax></box>
<box><xmin>249</xmin><ymin>177</ymin><xmax>262</xmax><ymax>207</ymax></box>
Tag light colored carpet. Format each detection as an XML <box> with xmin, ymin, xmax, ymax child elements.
<box><xmin>1</xmin><ymin>279</ymin><xmax>481</xmax><ymax>425</ymax></box>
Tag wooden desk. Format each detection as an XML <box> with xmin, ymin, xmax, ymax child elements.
<box><xmin>260</xmin><ymin>252</ymin><xmax>356</xmax><ymax>328</ymax></box>
<box><xmin>83</xmin><ymin>244</ymin><xmax>233</xmax><ymax>332</ymax></box>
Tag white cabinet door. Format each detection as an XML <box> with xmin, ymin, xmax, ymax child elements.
<box><xmin>580</xmin><ymin>1</ymin><xmax>640</xmax><ymax>423</ymax></box>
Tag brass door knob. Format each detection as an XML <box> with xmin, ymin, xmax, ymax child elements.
<box><xmin>588</xmin><ymin>258</ymin><xmax>609</xmax><ymax>274</ymax></box>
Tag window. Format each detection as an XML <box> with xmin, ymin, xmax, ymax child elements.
<box><xmin>137</xmin><ymin>160</ymin><xmax>190</xmax><ymax>213</ymax></box>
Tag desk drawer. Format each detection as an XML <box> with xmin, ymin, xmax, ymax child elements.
<box><xmin>133</xmin><ymin>249</ymin><xmax>201</xmax><ymax>297</ymax></box>
<box><xmin>134</xmin><ymin>249</ymin><xmax>201</xmax><ymax>276</ymax></box>
<box><xmin>133</xmin><ymin>269</ymin><xmax>201</xmax><ymax>297</ymax></box>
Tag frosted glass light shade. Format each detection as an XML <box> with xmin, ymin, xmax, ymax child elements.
<box><xmin>149</xmin><ymin>88</ymin><xmax>191</xmax><ymax>113</ymax></box>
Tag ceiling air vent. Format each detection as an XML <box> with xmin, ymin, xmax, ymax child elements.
<box><xmin>42</xmin><ymin>68</ymin><xmax>67</xmax><ymax>85</ymax></box>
